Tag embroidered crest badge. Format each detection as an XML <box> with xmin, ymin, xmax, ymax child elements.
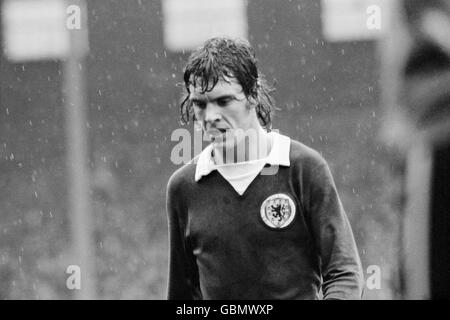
<box><xmin>260</xmin><ymin>193</ymin><xmax>296</xmax><ymax>229</ymax></box>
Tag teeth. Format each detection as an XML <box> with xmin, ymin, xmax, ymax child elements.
<box><xmin>206</xmin><ymin>128</ymin><xmax>229</xmax><ymax>138</ymax></box>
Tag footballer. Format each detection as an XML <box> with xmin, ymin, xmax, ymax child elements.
<box><xmin>166</xmin><ymin>37</ymin><xmax>364</xmax><ymax>299</ymax></box>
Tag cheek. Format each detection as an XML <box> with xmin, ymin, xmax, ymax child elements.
<box><xmin>193</xmin><ymin>108</ymin><xmax>204</xmax><ymax>120</ymax></box>
<box><xmin>226</xmin><ymin>103</ymin><xmax>250</xmax><ymax>123</ymax></box>
<box><xmin>234</xmin><ymin>107</ymin><xmax>252</xmax><ymax>125</ymax></box>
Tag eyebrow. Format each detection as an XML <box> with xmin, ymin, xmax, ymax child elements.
<box><xmin>190</xmin><ymin>94</ymin><xmax>236</xmax><ymax>104</ymax></box>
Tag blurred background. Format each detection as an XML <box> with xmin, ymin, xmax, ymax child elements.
<box><xmin>0</xmin><ymin>0</ymin><xmax>448</xmax><ymax>299</ymax></box>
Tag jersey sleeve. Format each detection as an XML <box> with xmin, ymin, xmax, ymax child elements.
<box><xmin>305</xmin><ymin>158</ymin><xmax>365</xmax><ymax>300</ymax></box>
<box><xmin>166</xmin><ymin>172</ymin><xmax>201</xmax><ymax>300</ymax></box>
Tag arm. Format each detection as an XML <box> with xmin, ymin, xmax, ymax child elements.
<box><xmin>306</xmin><ymin>159</ymin><xmax>364</xmax><ymax>300</ymax></box>
<box><xmin>166</xmin><ymin>174</ymin><xmax>201</xmax><ymax>300</ymax></box>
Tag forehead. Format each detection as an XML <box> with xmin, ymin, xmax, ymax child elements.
<box><xmin>188</xmin><ymin>76</ymin><xmax>244</xmax><ymax>98</ymax></box>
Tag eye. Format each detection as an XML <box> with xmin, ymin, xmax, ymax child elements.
<box><xmin>216</xmin><ymin>98</ymin><xmax>231</xmax><ymax>107</ymax></box>
<box><xmin>191</xmin><ymin>100</ymin><xmax>206</xmax><ymax>109</ymax></box>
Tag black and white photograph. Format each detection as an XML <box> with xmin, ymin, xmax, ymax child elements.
<box><xmin>0</xmin><ymin>0</ymin><xmax>448</xmax><ymax>303</ymax></box>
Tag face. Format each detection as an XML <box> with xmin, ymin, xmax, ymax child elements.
<box><xmin>189</xmin><ymin>77</ymin><xmax>259</xmax><ymax>150</ymax></box>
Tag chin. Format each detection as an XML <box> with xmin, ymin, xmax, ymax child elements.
<box><xmin>212</xmin><ymin>137</ymin><xmax>234</xmax><ymax>150</ymax></box>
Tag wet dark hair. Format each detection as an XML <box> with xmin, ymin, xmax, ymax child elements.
<box><xmin>179</xmin><ymin>37</ymin><xmax>276</xmax><ymax>130</ymax></box>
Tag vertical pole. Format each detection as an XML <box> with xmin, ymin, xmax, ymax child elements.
<box><xmin>377</xmin><ymin>0</ymin><xmax>412</xmax><ymax>299</ymax></box>
<box><xmin>403</xmin><ymin>138</ymin><xmax>432</xmax><ymax>299</ymax></box>
<box><xmin>377</xmin><ymin>0</ymin><xmax>413</xmax><ymax>147</ymax></box>
<box><xmin>62</xmin><ymin>0</ymin><xmax>95</xmax><ymax>299</ymax></box>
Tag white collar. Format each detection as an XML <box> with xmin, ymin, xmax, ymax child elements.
<box><xmin>194</xmin><ymin>131</ymin><xmax>291</xmax><ymax>182</ymax></box>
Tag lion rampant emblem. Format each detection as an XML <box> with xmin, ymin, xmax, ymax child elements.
<box><xmin>260</xmin><ymin>194</ymin><xmax>296</xmax><ymax>229</ymax></box>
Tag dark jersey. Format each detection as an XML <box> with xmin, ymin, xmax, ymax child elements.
<box><xmin>166</xmin><ymin>137</ymin><xmax>364</xmax><ymax>299</ymax></box>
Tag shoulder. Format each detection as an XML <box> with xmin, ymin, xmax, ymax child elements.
<box><xmin>288</xmin><ymin>137</ymin><xmax>328</xmax><ymax>171</ymax></box>
<box><xmin>287</xmin><ymin>137</ymin><xmax>337</xmax><ymax>190</ymax></box>
<box><xmin>167</xmin><ymin>156</ymin><xmax>198</xmax><ymax>194</ymax></box>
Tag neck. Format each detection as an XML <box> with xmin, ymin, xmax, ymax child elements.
<box><xmin>213</xmin><ymin>126</ymin><xmax>272</xmax><ymax>165</ymax></box>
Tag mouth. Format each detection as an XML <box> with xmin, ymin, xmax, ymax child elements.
<box><xmin>206</xmin><ymin>128</ymin><xmax>229</xmax><ymax>140</ymax></box>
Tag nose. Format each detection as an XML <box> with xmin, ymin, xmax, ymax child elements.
<box><xmin>204</xmin><ymin>103</ymin><xmax>222</xmax><ymax>126</ymax></box>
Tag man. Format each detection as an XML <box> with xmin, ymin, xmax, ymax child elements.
<box><xmin>166</xmin><ymin>37</ymin><xmax>364</xmax><ymax>299</ymax></box>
